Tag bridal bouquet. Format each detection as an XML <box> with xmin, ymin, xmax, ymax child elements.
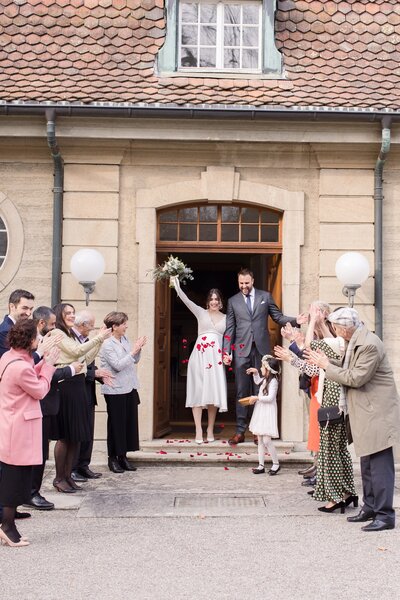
<box><xmin>149</xmin><ymin>255</ymin><xmax>194</xmax><ymax>285</ymax></box>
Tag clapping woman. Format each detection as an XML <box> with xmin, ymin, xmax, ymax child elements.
<box><xmin>100</xmin><ymin>312</ymin><xmax>147</xmax><ymax>473</ymax></box>
<box><xmin>0</xmin><ymin>320</ymin><xmax>58</xmax><ymax>547</ymax></box>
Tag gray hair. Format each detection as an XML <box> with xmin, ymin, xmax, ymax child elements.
<box><xmin>74</xmin><ymin>310</ymin><xmax>95</xmax><ymax>327</ymax></box>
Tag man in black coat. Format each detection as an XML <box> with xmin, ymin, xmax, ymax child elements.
<box><xmin>0</xmin><ymin>289</ymin><xmax>35</xmax><ymax>520</ymax></box>
<box><xmin>23</xmin><ymin>306</ymin><xmax>82</xmax><ymax>511</ymax></box>
<box><xmin>223</xmin><ymin>268</ymin><xmax>305</xmax><ymax>445</ymax></box>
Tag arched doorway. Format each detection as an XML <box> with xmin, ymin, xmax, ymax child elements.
<box><xmin>154</xmin><ymin>202</ymin><xmax>283</xmax><ymax>437</ymax></box>
<box><xmin>135</xmin><ymin>168</ymin><xmax>304</xmax><ymax>441</ymax></box>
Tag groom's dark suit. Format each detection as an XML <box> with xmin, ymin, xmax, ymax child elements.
<box><xmin>224</xmin><ymin>289</ymin><xmax>297</xmax><ymax>434</ymax></box>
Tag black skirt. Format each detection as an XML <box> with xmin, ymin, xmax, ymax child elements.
<box><xmin>0</xmin><ymin>462</ymin><xmax>32</xmax><ymax>507</ymax></box>
<box><xmin>104</xmin><ymin>389</ymin><xmax>140</xmax><ymax>457</ymax></box>
<box><xmin>53</xmin><ymin>374</ymin><xmax>91</xmax><ymax>442</ymax></box>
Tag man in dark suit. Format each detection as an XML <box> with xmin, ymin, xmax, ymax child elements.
<box><xmin>71</xmin><ymin>310</ymin><xmax>112</xmax><ymax>481</ymax></box>
<box><xmin>23</xmin><ymin>306</ymin><xmax>81</xmax><ymax>511</ymax></box>
<box><xmin>224</xmin><ymin>268</ymin><xmax>305</xmax><ymax>445</ymax></box>
<box><xmin>0</xmin><ymin>289</ymin><xmax>35</xmax><ymax>520</ymax></box>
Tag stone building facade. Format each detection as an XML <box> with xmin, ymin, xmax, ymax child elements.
<box><xmin>0</xmin><ymin>1</ymin><xmax>399</xmax><ymax>442</ymax></box>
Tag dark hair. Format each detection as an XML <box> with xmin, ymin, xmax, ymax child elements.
<box><xmin>206</xmin><ymin>288</ymin><xmax>223</xmax><ymax>309</ymax></box>
<box><xmin>8</xmin><ymin>319</ymin><xmax>37</xmax><ymax>352</ymax></box>
<box><xmin>103</xmin><ymin>311</ymin><xmax>128</xmax><ymax>329</ymax></box>
<box><xmin>52</xmin><ymin>303</ymin><xmax>75</xmax><ymax>337</ymax></box>
<box><xmin>238</xmin><ymin>268</ymin><xmax>254</xmax><ymax>278</ymax></box>
<box><xmin>33</xmin><ymin>306</ymin><xmax>54</xmax><ymax>324</ymax></box>
<box><xmin>8</xmin><ymin>289</ymin><xmax>35</xmax><ymax>306</ymax></box>
<box><xmin>261</xmin><ymin>357</ymin><xmax>280</xmax><ymax>393</ymax></box>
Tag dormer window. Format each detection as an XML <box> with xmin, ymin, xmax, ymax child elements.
<box><xmin>158</xmin><ymin>0</ymin><xmax>282</xmax><ymax>77</ymax></box>
<box><xmin>179</xmin><ymin>1</ymin><xmax>262</xmax><ymax>72</ymax></box>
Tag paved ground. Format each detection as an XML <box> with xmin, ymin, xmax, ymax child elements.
<box><xmin>1</xmin><ymin>460</ymin><xmax>399</xmax><ymax>600</ymax></box>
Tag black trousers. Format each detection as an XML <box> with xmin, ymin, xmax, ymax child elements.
<box><xmin>360</xmin><ymin>446</ymin><xmax>395</xmax><ymax>524</ymax></box>
<box><xmin>233</xmin><ymin>343</ymin><xmax>262</xmax><ymax>434</ymax></box>
<box><xmin>73</xmin><ymin>400</ymin><xmax>95</xmax><ymax>471</ymax></box>
<box><xmin>31</xmin><ymin>415</ymin><xmax>51</xmax><ymax>497</ymax></box>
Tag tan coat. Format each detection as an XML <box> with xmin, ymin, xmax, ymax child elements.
<box><xmin>325</xmin><ymin>326</ymin><xmax>400</xmax><ymax>457</ymax></box>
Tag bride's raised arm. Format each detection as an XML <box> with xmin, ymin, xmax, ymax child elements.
<box><xmin>171</xmin><ymin>276</ymin><xmax>203</xmax><ymax>320</ymax></box>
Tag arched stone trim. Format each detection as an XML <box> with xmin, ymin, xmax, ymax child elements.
<box><xmin>136</xmin><ymin>167</ymin><xmax>305</xmax><ymax>441</ymax></box>
<box><xmin>0</xmin><ymin>192</ymin><xmax>24</xmax><ymax>292</ymax></box>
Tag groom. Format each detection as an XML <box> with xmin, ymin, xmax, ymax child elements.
<box><xmin>223</xmin><ymin>268</ymin><xmax>304</xmax><ymax>445</ymax></box>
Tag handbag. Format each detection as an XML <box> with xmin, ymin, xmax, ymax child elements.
<box><xmin>317</xmin><ymin>405</ymin><xmax>344</xmax><ymax>428</ymax></box>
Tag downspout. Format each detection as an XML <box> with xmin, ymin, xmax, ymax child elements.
<box><xmin>45</xmin><ymin>109</ymin><xmax>63</xmax><ymax>307</ymax></box>
<box><xmin>374</xmin><ymin>117</ymin><xmax>392</xmax><ymax>340</ymax></box>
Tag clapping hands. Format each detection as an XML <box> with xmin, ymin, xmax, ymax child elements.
<box><xmin>132</xmin><ymin>335</ymin><xmax>147</xmax><ymax>356</ymax></box>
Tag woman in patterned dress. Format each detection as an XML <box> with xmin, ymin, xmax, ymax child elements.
<box><xmin>275</xmin><ymin>316</ymin><xmax>357</xmax><ymax>513</ymax></box>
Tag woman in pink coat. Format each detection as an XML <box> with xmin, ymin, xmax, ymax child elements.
<box><xmin>0</xmin><ymin>319</ymin><xmax>58</xmax><ymax>548</ymax></box>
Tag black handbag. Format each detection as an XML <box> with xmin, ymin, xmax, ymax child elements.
<box><xmin>317</xmin><ymin>405</ymin><xmax>344</xmax><ymax>428</ymax></box>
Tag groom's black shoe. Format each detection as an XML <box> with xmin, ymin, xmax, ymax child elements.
<box><xmin>362</xmin><ymin>519</ymin><xmax>395</xmax><ymax>532</ymax></box>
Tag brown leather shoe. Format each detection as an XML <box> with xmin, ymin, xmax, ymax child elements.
<box><xmin>228</xmin><ymin>433</ymin><xmax>245</xmax><ymax>445</ymax></box>
<box><xmin>253</xmin><ymin>435</ymin><xmax>258</xmax><ymax>445</ymax></box>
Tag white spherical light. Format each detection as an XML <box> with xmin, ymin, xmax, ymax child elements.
<box><xmin>70</xmin><ymin>249</ymin><xmax>105</xmax><ymax>282</ymax></box>
<box><xmin>335</xmin><ymin>252</ymin><xmax>370</xmax><ymax>286</ymax></box>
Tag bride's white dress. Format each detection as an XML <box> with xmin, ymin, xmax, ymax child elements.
<box><xmin>175</xmin><ymin>281</ymin><xmax>227</xmax><ymax>412</ymax></box>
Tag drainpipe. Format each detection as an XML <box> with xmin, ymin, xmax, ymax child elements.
<box><xmin>45</xmin><ymin>109</ymin><xmax>63</xmax><ymax>307</ymax></box>
<box><xmin>374</xmin><ymin>116</ymin><xmax>392</xmax><ymax>340</ymax></box>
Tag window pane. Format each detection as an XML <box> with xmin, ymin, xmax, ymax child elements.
<box><xmin>224</xmin><ymin>48</ymin><xmax>239</xmax><ymax>68</ymax></box>
<box><xmin>224</xmin><ymin>26</ymin><xmax>240</xmax><ymax>47</ymax></box>
<box><xmin>261</xmin><ymin>209</ymin><xmax>280</xmax><ymax>224</ymax></box>
<box><xmin>159</xmin><ymin>223</ymin><xmax>178</xmax><ymax>241</ymax></box>
<box><xmin>0</xmin><ymin>233</ymin><xmax>7</xmax><ymax>256</ymax></box>
<box><xmin>179</xmin><ymin>223</ymin><xmax>197</xmax><ymax>241</ymax></box>
<box><xmin>221</xmin><ymin>206</ymin><xmax>239</xmax><ymax>222</ymax></box>
<box><xmin>182</xmin><ymin>25</ymin><xmax>198</xmax><ymax>45</ymax></box>
<box><xmin>200</xmin><ymin>46</ymin><xmax>216</xmax><ymax>67</ymax></box>
<box><xmin>242</xmin><ymin>48</ymin><xmax>258</xmax><ymax>69</ymax></box>
<box><xmin>199</xmin><ymin>224</ymin><xmax>217</xmax><ymax>241</ymax></box>
<box><xmin>243</xmin><ymin>5</ymin><xmax>259</xmax><ymax>24</ymax></box>
<box><xmin>181</xmin><ymin>47</ymin><xmax>197</xmax><ymax>67</ymax></box>
<box><xmin>261</xmin><ymin>225</ymin><xmax>279</xmax><ymax>242</ymax></box>
<box><xmin>0</xmin><ymin>218</ymin><xmax>5</xmax><ymax>229</ymax></box>
<box><xmin>199</xmin><ymin>206</ymin><xmax>217</xmax><ymax>222</ymax></box>
<box><xmin>200</xmin><ymin>3</ymin><xmax>216</xmax><ymax>23</ymax></box>
<box><xmin>241</xmin><ymin>225</ymin><xmax>259</xmax><ymax>242</ymax></box>
<box><xmin>182</xmin><ymin>3</ymin><xmax>198</xmax><ymax>22</ymax></box>
<box><xmin>242</xmin><ymin>27</ymin><xmax>258</xmax><ymax>48</ymax></box>
<box><xmin>221</xmin><ymin>224</ymin><xmax>239</xmax><ymax>241</ymax></box>
<box><xmin>180</xmin><ymin>207</ymin><xmax>198</xmax><ymax>222</ymax></box>
<box><xmin>224</xmin><ymin>4</ymin><xmax>240</xmax><ymax>24</ymax></box>
<box><xmin>200</xmin><ymin>25</ymin><xmax>216</xmax><ymax>45</ymax></box>
<box><xmin>159</xmin><ymin>210</ymin><xmax>177</xmax><ymax>223</ymax></box>
<box><xmin>241</xmin><ymin>207</ymin><xmax>259</xmax><ymax>223</ymax></box>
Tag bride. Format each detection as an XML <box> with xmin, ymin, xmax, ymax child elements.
<box><xmin>171</xmin><ymin>276</ymin><xmax>227</xmax><ymax>444</ymax></box>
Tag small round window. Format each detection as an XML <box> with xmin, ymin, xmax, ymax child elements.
<box><xmin>0</xmin><ymin>217</ymin><xmax>8</xmax><ymax>267</ymax></box>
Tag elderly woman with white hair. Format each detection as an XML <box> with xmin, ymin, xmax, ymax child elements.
<box><xmin>307</xmin><ymin>307</ymin><xmax>400</xmax><ymax>532</ymax></box>
<box><xmin>275</xmin><ymin>304</ymin><xmax>357</xmax><ymax>514</ymax></box>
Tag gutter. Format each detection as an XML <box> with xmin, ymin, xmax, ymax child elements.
<box><xmin>45</xmin><ymin>109</ymin><xmax>63</xmax><ymax>307</ymax></box>
<box><xmin>374</xmin><ymin>117</ymin><xmax>392</xmax><ymax>340</ymax></box>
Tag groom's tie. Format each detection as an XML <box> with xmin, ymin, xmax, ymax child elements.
<box><xmin>246</xmin><ymin>294</ymin><xmax>252</xmax><ymax>316</ymax></box>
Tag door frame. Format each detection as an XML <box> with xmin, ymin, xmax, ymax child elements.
<box><xmin>135</xmin><ymin>167</ymin><xmax>304</xmax><ymax>441</ymax></box>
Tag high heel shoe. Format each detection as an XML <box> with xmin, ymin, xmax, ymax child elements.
<box><xmin>344</xmin><ymin>495</ymin><xmax>359</xmax><ymax>508</ymax></box>
<box><xmin>66</xmin><ymin>478</ymin><xmax>83</xmax><ymax>491</ymax></box>
<box><xmin>318</xmin><ymin>501</ymin><xmax>346</xmax><ymax>514</ymax></box>
<box><xmin>0</xmin><ymin>528</ymin><xmax>30</xmax><ymax>547</ymax></box>
<box><xmin>53</xmin><ymin>479</ymin><xmax>76</xmax><ymax>493</ymax></box>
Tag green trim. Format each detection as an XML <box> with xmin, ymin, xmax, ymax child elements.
<box><xmin>158</xmin><ymin>0</ymin><xmax>282</xmax><ymax>76</ymax></box>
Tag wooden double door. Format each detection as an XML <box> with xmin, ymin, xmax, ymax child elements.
<box><xmin>153</xmin><ymin>252</ymin><xmax>282</xmax><ymax>438</ymax></box>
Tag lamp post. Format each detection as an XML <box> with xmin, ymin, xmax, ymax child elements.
<box><xmin>70</xmin><ymin>248</ymin><xmax>105</xmax><ymax>306</ymax></box>
<box><xmin>335</xmin><ymin>252</ymin><xmax>370</xmax><ymax>308</ymax></box>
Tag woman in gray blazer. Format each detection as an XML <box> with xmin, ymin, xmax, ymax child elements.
<box><xmin>100</xmin><ymin>312</ymin><xmax>147</xmax><ymax>473</ymax></box>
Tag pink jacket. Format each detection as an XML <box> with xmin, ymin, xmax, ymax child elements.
<box><xmin>0</xmin><ymin>348</ymin><xmax>55</xmax><ymax>466</ymax></box>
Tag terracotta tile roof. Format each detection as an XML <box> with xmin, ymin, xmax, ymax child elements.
<box><xmin>0</xmin><ymin>0</ymin><xmax>399</xmax><ymax>109</ymax></box>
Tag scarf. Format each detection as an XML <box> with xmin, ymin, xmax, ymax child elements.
<box><xmin>316</xmin><ymin>336</ymin><xmax>345</xmax><ymax>405</ymax></box>
<box><xmin>338</xmin><ymin>323</ymin><xmax>363</xmax><ymax>414</ymax></box>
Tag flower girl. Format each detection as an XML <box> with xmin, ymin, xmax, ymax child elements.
<box><xmin>246</xmin><ymin>355</ymin><xmax>281</xmax><ymax>475</ymax></box>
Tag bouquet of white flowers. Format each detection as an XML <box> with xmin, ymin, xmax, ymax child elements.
<box><xmin>149</xmin><ymin>255</ymin><xmax>194</xmax><ymax>285</ymax></box>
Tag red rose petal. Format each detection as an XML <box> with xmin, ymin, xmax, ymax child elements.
<box><xmin>202</xmin><ymin>336</ymin><xmax>207</xmax><ymax>340</ymax></box>
<box><xmin>224</xmin><ymin>335</ymin><xmax>231</xmax><ymax>340</ymax></box>
<box><xmin>224</xmin><ymin>467</ymin><xmax>229</xmax><ymax>470</ymax></box>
